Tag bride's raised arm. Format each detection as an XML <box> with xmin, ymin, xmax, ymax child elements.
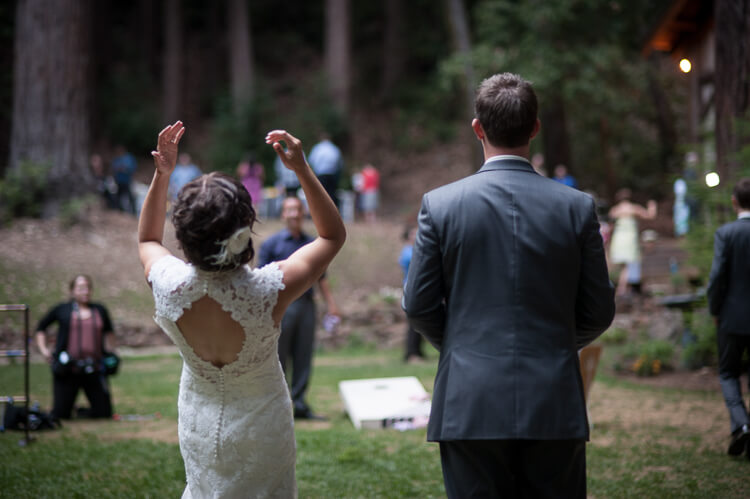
<box><xmin>265</xmin><ymin>130</ymin><xmax>346</xmax><ymax>322</ymax></box>
<box><xmin>138</xmin><ymin>121</ymin><xmax>186</xmax><ymax>280</ymax></box>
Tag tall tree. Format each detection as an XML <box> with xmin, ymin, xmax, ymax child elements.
<box><xmin>444</xmin><ymin>0</ymin><xmax>476</xmax><ymax>124</ymax></box>
<box><xmin>227</xmin><ymin>0</ymin><xmax>254</xmax><ymax>107</ymax></box>
<box><xmin>381</xmin><ymin>0</ymin><xmax>405</xmax><ymax>102</ymax></box>
<box><xmin>325</xmin><ymin>0</ymin><xmax>351</xmax><ymax>119</ymax></box>
<box><xmin>162</xmin><ymin>0</ymin><xmax>183</xmax><ymax>123</ymax></box>
<box><xmin>714</xmin><ymin>0</ymin><xmax>750</xmax><ymax>181</ymax></box>
<box><xmin>9</xmin><ymin>0</ymin><xmax>92</xmax><ymax>208</ymax></box>
<box><xmin>539</xmin><ymin>93</ymin><xmax>572</xmax><ymax>175</ymax></box>
<box><xmin>444</xmin><ymin>0</ymin><xmax>481</xmax><ymax>168</ymax></box>
<box><xmin>465</xmin><ymin>0</ymin><xmax>673</xmax><ymax>197</ymax></box>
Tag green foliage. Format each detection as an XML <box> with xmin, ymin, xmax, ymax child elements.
<box><xmin>599</xmin><ymin>327</ymin><xmax>627</xmax><ymax>345</ymax></box>
<box><xmin>207</xmin><ymin>75</ymin><xmax>348</xmax><ymax>183</ymax></box>
<box><xmin>623</xmin><ymin>339</ymin><xmax>674</xmax><ymax>376</ymax></box>
<box><xmin>98</xmin><ymin>67</ymin><xmax>160</xmax><ymax>156</ymax></box>
<box><xmin>681</xmin><ymin>311</ymin><xmax>718</xmax><ymax>369</ymax></box>
<box><xmin>0</xmin><ymin>160</ymin><xmax>51</xmax><ymax>223</ymax></box>
<box><xmin>206</xmin><ymin>94</ymin><xmax>268</xmax><ymax>176</ymax></box>
<box><xmin>459</xmin><ymin>0</ymin><xmax>681</xmax><ymax>195</ymax></box>
<box><xmin>391</xmin><ymin>72</ymin><xmax>461</xmax><ymax>152</ymax></box>
<box><xmin>59</xmin><ymin>195</ymin><xmax>99</xmax><ymax>228</ymax></box>
<box><xmin>681</xmin><ymin>119</ymin><xmax>750</xmax><ymax>280</ymax></box>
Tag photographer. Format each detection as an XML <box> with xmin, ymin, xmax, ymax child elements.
<box><xmin>35</xmin><ymin>275</ymin><xmax>117</xmax><ymax>419</ymax></box>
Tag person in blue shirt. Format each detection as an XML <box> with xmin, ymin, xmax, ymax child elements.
<box><xmin>308</xmin><ymin>132</ymin><xmax>343</xmax><ymax>209</ymax></box>
<box><xmin>400</xmin><ymin>224</ymin><xmax>424</xmax><ymax>362</ymax></box>
<box><xmin>257</xmin><ymin>196</ymin><xmax>340</xmax><ymax>420</ymax></box>
<box><xmin>111</xmin><ymin>145</ymin><xmax>138</xmax><ymax>214</ymax></box>
<box><xmin>168</xmin><ymin>153</ymin><xmax>202</xmax><ymax>201</ymax></box>
<box><xmin>552</xmin><ymin>164</ymin><xmax>578</xmax><ymax>189</ymax></box>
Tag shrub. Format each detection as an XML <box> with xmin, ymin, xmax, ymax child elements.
<box><xmin>681</xmin><ymin>311</ymin><xmax>717</xmax><ymax>369</ymax></box>
<box><xmin>0</xmin><ymin>160</ymin><xmax>51</xmax><ymax>223</ymax></box>
<box><xmin>59</xmin><ymin>195</ymin><xmax>99</xmax><ymax>228</ymax></box>
<box><xmin>627</xmin><ymin>339</ymin><xmax>675</xmax><ymax>376</ymax></box>
<box><xmin>599</xmin><ymin>327</ymin><xmax>627</xmax><ymax>345</ymax></box>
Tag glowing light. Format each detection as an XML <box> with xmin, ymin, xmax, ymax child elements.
<box><xmin>705</xmin><ymin>172</ymin><xmax>720</xmax><ymax>187</ymax></box>
<box><xmin>679</xmin><ymin>59</ymin><xmax>692</xmax><ymax>73</ymax></box>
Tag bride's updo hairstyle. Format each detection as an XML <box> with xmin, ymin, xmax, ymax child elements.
<box><xmin>171</xmin><ymin>172</ymin><xmax>257</xmax><ymax>272</ymax></box>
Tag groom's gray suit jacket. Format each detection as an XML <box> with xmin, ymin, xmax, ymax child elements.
<box><xmin>403</xmin><ymin>158</ymin><xmax>615</xmax><ymax>442</ymax></box>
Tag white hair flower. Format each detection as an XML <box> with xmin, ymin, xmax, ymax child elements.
<box><xmin>207</xmin><ymin>226</ymin><xmax>252</xmax><ymax>266</ymax></box>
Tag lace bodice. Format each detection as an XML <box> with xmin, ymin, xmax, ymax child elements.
<box><xmin>149</xmin><ymin>255</ymin><xmax>296</xmax><ymax>498</ymax></box>
<box><xmin>149</xmin><ymin>254</ymin><xmax>284</xmax><ymax>380</ymax></box>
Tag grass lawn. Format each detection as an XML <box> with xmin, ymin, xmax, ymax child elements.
<box><xmin>2</xmin><ymin>345</ymin><xmax>749</xmax><ymax>498</ymax></box>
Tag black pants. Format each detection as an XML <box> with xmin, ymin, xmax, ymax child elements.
<box><xmin>404</xmin><ymin>325</ymin><xmax>424</xmax><ymax>359</ymax></box>
<box><xmin>278</xmin><ymin>296</ymin><xmax>316</xmax><ymax>413</ymax></box>
<box><xmin>317</xmin><ymin>173</ymin><xmax>339</xmax><ymax>210</ymax></box>
<box><xmin>718</xmin><ymin>332</ymin><xmax>750</xmax><ymax>433</ymax></box>
<box><xmin>116</xmin><ymin>181</ymin><xmax>136</xmax><ymax>215</ymax></box>
<box><xmin>439</xmin><ymin>439</ymin><xmax>586</xmax><ymax>499</ymax></box>
<box><xmin>52</xmin><ymin>371</ymin><xmax>113</xmax><ymax>419</ymax></box>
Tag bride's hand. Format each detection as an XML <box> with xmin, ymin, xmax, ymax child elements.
<box><xmin>151</xmin><ymin>121</ymin><xmax>186</xmax><ymax>175</ymax></box>
<box><xmin>265</xmin><ymin>130</ymin><xmax>307</xmax><ymax>172</ymax></box>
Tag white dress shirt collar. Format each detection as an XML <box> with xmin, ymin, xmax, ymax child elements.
<box><xmin>484</xmin><ymin>155</ymin><xmax>530</xmax><ymax>166</ymax></box>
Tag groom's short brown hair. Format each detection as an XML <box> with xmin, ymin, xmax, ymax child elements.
<box><xmin>475</xmin><ymin>73</ymin><xmax>538</xmax><ymax>148</ymax></box>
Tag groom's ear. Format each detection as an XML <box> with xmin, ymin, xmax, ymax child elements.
<box><xmin>529</xmin><ymin>119</ymin><xmax>541</xmax><ymax>140</ymax></box>
<box><xmin>471</xmin><ymin>119</ymin><xmax>485</xmax><ymax>141</ymax></box>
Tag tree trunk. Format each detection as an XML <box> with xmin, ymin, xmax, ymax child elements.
<box><xmin>714</xmin><ymin>0</ymin><xmax>750</xmax><ymax>181</ymax></box>
<box><xmin>325</xmin><ymin>0</ymin><xmax>351</xmax><ymax>118</ymax></box>
<box><xmin>646</xmin><ymin>56</ymin><xmax>678</xmax><ymax>190</ymax></box>
<box><xmin>227</xmin><ymin>0</ymin><xmax>254</xmax><ymax>107</ymax></box>
<box><xmin>9</xmin><ymin>0</ymin><xmax>92</xmax><ymax>208</ymax></box>
<box><xmin>162</xmin><ymin>0</ymin><xmax>183</xmax><ymax>123</ymax></box>
<box><xmin>444</xmin><ymin>0</ymin><xmax>480</xmax><ymax>169</ymax></box>
<box><xmin>381</xmin><ymin>0</ymin><xmax>404</xmax><ymax>102</ymax></box>
<box><xmin>600</xmin><ymin>117</ymin><xmax>616</xmax><ymax>201</ymax></box>
<box><xmin>540</xmin><ymin>93</ymin><xmax>572</xmax><ymax>176</ymax></box>
<box><xmin>139</xmin><ymin>0</ymin><xmax>159</xmax><ymax>76</ymax></box>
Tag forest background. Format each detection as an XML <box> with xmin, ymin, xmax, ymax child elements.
<box><xmin>0</xmin><ymin>0</ymin><xmax>718</xmax><ymax>221</ymax></box>
<box><xmin>4</xmin><ymin>3</ymin><xmax>750</xmax><ymax>495</ymax></box>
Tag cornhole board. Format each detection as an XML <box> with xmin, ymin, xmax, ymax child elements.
<box><xmin>339</xmin><ymin>376</ymin><xmax>431</xmax><ymax>430</ymax></box>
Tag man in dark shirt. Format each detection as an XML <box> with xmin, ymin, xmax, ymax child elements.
<box><xmin>707</xmin><ymin>177</ymin><xmax>750</xmax><ymax>457</ymax></box>
<box><xmin>258</xmin><ymin>196</ymin><xmax>340</xmax><ymax>419</ymax></box>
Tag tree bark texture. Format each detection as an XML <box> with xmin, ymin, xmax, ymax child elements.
<box><xmin>540</xmin><ymin>93</ymin><xmax>572</xmax><ymax>176</ymax></box>
<box><xmin>162</xmin><ymin>0</ymin><xmax>183</xmax><ymax>123</ymax></box>
<box><xmin>381</xmin><ymin>0</ymin><xmax>405</xmax><ymax>102</ymax></box>
<box><xmin>444</xmin><ymin>0</ymin><xmax>481</xmax><ymax>170</ymax></box>
<box><xmin>227</xmin><ymin>0</ymin><xmax>254</xmax><ymax>107</ymax></box>
<box><xmin>646</xmin><ymin>56</ymin><xmax>678</xmax><ymax>184</ymax></box>
<box><xmin>9</xmin><ymin>0</ymin><xmax>92</xmax><ymax>201</ymax></box>
<box><xmin>714</xmin><ymin>0</ymin><xmax>750</xmax><ymax>180</ymax></box>
<box><xmin>325</xmin><ymin>0</ymin><xmax>351</xmax><ymax>118</ymax></box>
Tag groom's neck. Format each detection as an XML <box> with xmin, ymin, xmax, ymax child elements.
<box><xmin>483</xmin><ymin>142</ymin><xmax>531</xmax><ymax>161</ymax></box>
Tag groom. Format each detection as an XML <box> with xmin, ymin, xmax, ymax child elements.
<box><xmin>403</xmin><ymin>73</ymin><xmax>615</xmax><ymax>498</ymax></box>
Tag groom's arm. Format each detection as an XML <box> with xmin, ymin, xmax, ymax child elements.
<box><xmin>403</xmin><ymin>195</ymin><xmax>446</xmax><ymax>350</ymax></box>
<box><xmin>575</xmin><ymin>198</ymin><xmax>616</xmax><ymax>349</ymax></box>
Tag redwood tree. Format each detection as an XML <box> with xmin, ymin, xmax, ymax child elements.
<box><xmin>227</xmin><ymin>0</ymin><xmax>254</xmax><ymax>107</ymax></box>
<box><xmin>9</xmin><ymin>0</ymin><xmax>92</xmax><ymax>208</ymax></box>
<box><xmin>325</xmin><ymin>0</ymin><xmax>351</xmax><ymax>119</ymax></box>
<box><xmin>162</xmin><ymin>0</ymin><xmax>183</xmax><ymax>123</ymax></box>
<box><xmin>714</xmin><ymin>0</ymin><xmax>750</xmax><ymax>181</ymax></box>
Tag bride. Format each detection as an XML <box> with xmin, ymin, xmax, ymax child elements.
<box><xmin>138</xmin><ymin>121</ymin><xmax>345</xmax><ymax>497</ymax></box>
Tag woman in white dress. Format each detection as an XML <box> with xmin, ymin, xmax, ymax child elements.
<box><xmin>608</xmin><ymin>188</ymin><xmax>656</xmax><ymax>297</ymax></box>
<box><xmin>137</xmin><ymin>121</ymin><xmax>346</xmax><ymax>498</ymax></box>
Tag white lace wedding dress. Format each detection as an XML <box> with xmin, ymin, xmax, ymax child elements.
<box><xmin>149</xmin><ymin>255</ymin><xmax>296</xmax><ymax>498</ymax></box>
